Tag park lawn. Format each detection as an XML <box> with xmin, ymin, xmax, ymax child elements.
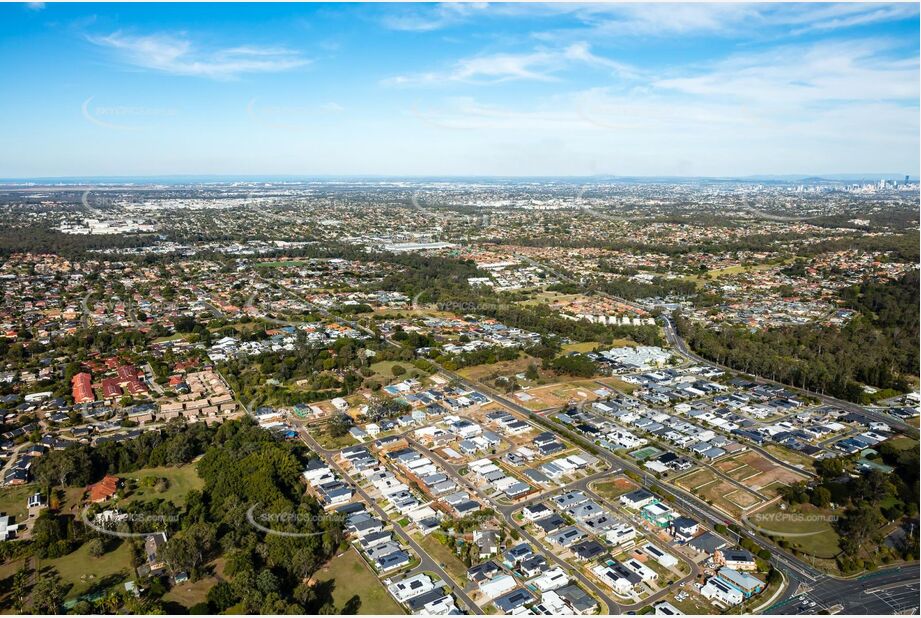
<box><xmin>120</xmin><ymin>465</ymin><xmax>203</xmax><ymax>507</ymax></box>
<box><xmin>43</xmin><ymin>540</ymin><xmax>134</xmax><ymax>600</ymax></box>
<box><xmin>314</xmin><ymin>548</ymin><xmax>404</xmax><ymax>615</ymax></box>
<box><xmin>748</xmin><ymin>503</ymin><xmax>842</xmax><ymax>559</ymax></box>
<box><xmin>0</xmin><ymin>484</ymin><xmax>35</xmax><ymax>523</ymax></box>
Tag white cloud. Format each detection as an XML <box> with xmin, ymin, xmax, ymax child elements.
<box><xmin>775</xmin><ymin>3</ymin><xmax>921</xmax><ymax>35</ymax></box>
<box><xmin>88</xmin><ymin>31</ymin><xmax>310</xmax><ymax>79</ymax></box>
<box><xmin>384</xmin><ymin>42</ymin><xmax>636</xmax><ymax>85</ymax></box>
<box><xmin>380</xmin><ymin>3</ymin><xmax>489</xmax><ymax>32</ymax></box>
<box><xmin>654</xmin><ymin>38</ymin><xmax>919</xmax><ymax>105</ymax></box>
<box><xmin>531</xmin><ymin>3</ymin><xmax>920</xmax><ymax>41</ymax></box>
<box><xmin>25</xmin><ymin>2</ymin><xmax>45</xmax><ymax>11</ymax></box>
<box><xmin>401</xmin><ymin>89</ymin><xmax>918</xmax><ymax>176</ymax></box>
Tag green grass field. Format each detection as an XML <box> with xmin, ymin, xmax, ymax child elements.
<box><xmin>0</xmin><ymin>557</ymin><xmax>27</xmax><ymax>609</ymax></box>
<box><xmin>120</xmin><ymin>465</ymin><xmax>204</xmax><ymax>507</ymax></box>
<box><xmin>763</xmin><ymin>444</ymin><xmax>816</xmax><ymax>469</ymax></box>
<box><xmin>152</xmin><ymin>333</ymin><xmax>188</xmax><ymax>344</ymax></box>
<box><xmin>884</xmin><ymin>436</ymin><xmax>918</xmax><ymax>452</ymax></box>
<box><xmin>596</xmin><ymin>376</ymin><xmax>639</xmax><ymax>394</ymax></box>
<box><xmin>314</xmin><ymin>548</ymin><xmax>404</xmax><ymax>615</ymax></box>
<box><xmin>369</xmin><ymin>360</ymin><xmax>422</xmax><ymax>381</ymax></box>
<box><xmin>314</xmin><ymin>429</ymin><xmax>358</xmax><ymax>450</ymax></box>
<box><xmin>560</xmin><ymin>341</ymin><xmax>604</xmax><ymax>354</ymax></box>
<box><xmin>43</xmin><ymin>540</ymin><xmax>135</xmax><ymax>600</ymax></box>
<box><xmin>0</xmin><ymin>484</ymin><xmax>36</xmax><ymax>523</ymax></box>
<box><xmin>256</xmin><ymin>260</ymin><xmax>313</xmax><ymax>268</ymax></box>
<box><xmin>748</xmin><ymin>503</ymin><xmax>841</xmax><ymax>559</ymax></box>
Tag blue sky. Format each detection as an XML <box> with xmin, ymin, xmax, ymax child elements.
<box><xmin>1</xmin><ymin>2</ymin><xmax>918</xmax><ymax>178</ymax></box>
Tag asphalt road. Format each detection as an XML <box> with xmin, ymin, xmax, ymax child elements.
<box><xmin>519</xmin><ymin>255</ymin><xmax>918</xmax><ymax>438</ymax></box>
<box><xmin>440</xmin><ymin>365</ymin><xmax>827</xmax><ymax>583</ymax></box>
<box><xmin>660</xmin><ymin>315</ymin><xmax>918</xmax><ymax>438</ymax></box>
<box><xmin>265</xmin><ymin>276</ymin><xmax>921</xmax><ymax>613</ymax></box>
<box><xmin>296</xmin><ymin>428</ymin><xmax>484</xmax><ymax>615</ymax></box>
<box><xmin>765</xmin><ymin>564</ymin><xmax>920</xmax><ymax>615</ymax></box>
<box><xmin>406</xmin><ymin>435</ymin><xmax>624</xmax><ymax>614</ymax></box>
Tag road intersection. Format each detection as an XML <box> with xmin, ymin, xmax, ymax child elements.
<box><xmin>260</xmin><ymin>276</ymin><xmax>920</xmax><ymax>614</ymax></box>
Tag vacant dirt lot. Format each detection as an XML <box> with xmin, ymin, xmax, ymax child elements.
<box><xmin>714</xmin><ymin>451</ymin><xmax>808</xmax><ymax>497</ymax></box>
<box><xmin>674</xmin><ymin>468</ymin><xmax>766</xmax><ymax>518</ymax></box>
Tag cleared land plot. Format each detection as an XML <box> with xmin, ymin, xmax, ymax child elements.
<box><xmin>517</xmin><ymin>291</ymin><xmax>588</xmax><ymax>307</ymax></box>
<box><xmin>713</xmin><ymin>451</ymin><xmax>808</xmax><ymax>497</ymax></box>
<box><xmin>674</xmin><ymin>469</ymin><xmax>764</xmax><ymax>518</ymax></box>
<box><xmin>314</xmin><ymin>429</ymin><xmax>358</xmax><ymax>450</ymax></box>
<box><xmin>256</xmin><ymin>260</ymin><xmax>313</xmax><ymax>268</ymax></box>
<box><xmin>592</xmin><ymin>476</ymin><xmax>639</xmax><ymax>502</ymax></box>
<box><xmin>595</xmin><ymin>376</ymin><xmax>639</xmax><ymax>394</ymax></box>
<box><xmin>665</xmin><ymin>590</ymin><xmax>720</xmax><ymax>615</ymax></box>
<box><xmin>519</xmin><ymin>380</ymin><xmax>602</xmax><ymax>409</ymax></box>
<box><xmin>701</xmin><ymin>481</ymin><xmax>764</xmax><ymax>517</ymax></box>
<box><xmin>884</xmin><ymin>436</ymin><xmax>918</xmax><ymax>452</ymax></box>
<box><xmin>457</xmin><ymin>355</ymin><xmax>535</xmax><ymax>383</ymax></box>
<box><xmin>418</xmin><ymin>533</ymin><xmax>468</xmax><ymax>583</ymax></box>
<box><xmin>561</xmin><ymin>341</ymin><xmax>605</xmax><ymax>354</ymax></box>
<box><xmin>314</xmin><ymin>547</ymin><xmax>404</xmax><ymax>615</ymax></box>
<box><xmin>162</xmin><ymin>574</ymin><xmax>219</xmax><ymax>608</ymax></box>
<box><xmin>763</xmin><ymin>444</ymin><xmax>816</xmax><ymax>470</ymax></box>
<box><xmin>723</xmin><ymin>488</ymin><xmax>762</xmax><ymax>509</ymax></box>
<box><xmin>673</xmin><ymin>468</ymin><xmax>718</xmax><ymax>492</ymax></box>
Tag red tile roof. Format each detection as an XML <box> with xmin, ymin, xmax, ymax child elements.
<box><xmin>86</xmin><ymin>474</ymin><xmax>120</xmax><ymax>502</ymax></box>
<box><xmin>101</xmin><ymin>377</ymin><xmax>123</xmax><ymax>399</ymax></box>
<box><xmin>72</xmin><ymin>372</ymin><xmax>94</xmax><ymax>404</ymax></box>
